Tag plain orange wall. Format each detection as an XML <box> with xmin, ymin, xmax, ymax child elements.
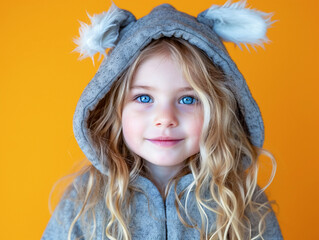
<box><xmin>1</xmin><ymin>0</ymin><xmax>318</xmax><ymax>239</ymax></box>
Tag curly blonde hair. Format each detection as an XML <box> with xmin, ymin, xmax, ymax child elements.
<box><xmin>51</xmin><ymin>37</ymin><xmax>277</xmax><ymax>240</ymax></box>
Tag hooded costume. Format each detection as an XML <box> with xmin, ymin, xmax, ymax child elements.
<box><xmin>42</xmin><ymin>1</ymin><xmax>283</xmax><ymax>239</ymax></box>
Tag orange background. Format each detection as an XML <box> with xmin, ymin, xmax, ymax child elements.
<box><xmin>1</xmin><ymin>0</ymin><xmax>318</xmax><ymax>239</ymax></box>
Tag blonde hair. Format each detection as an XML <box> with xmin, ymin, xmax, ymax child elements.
<box><xmin>51</xmin><ymin>37</ymin><xmax>277</xmax><ymax>240</ymax></box>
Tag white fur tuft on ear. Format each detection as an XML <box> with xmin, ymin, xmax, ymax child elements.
<box><xmin>205</xmin><ymin>0</ymin><xmax>277</xmax><ymax>51</ymax></box>
<box><xmin>72</xmin><ymin>3</ymin><xmax>126</xmax><ymax>65</ymax></box>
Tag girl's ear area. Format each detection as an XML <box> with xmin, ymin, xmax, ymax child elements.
<box><xmin>72</xmin><ymin>2</ymin><xmax>136</xmax><ymax>65</ymax></box>
<box><xmin>197</xmin><ymin>0</ymin><xmax>277</xmax><ymax>51</ymax></box>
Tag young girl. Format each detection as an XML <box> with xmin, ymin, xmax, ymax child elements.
<box><xmin>42</xmin><ymin>1</ymin><xmax>283</xmax><ymax>239</ymax></box>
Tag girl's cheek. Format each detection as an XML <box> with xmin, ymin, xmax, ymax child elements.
<box><xmin>127</xmin><ymin>102</ymin><xmax>153</xmax><ymax>112</ymax></box>
<box><xmin>122</xmin><ymin>105</ymin><xmax>150</xmax><ymax>126</ymax></box>
<box><xmin>122</xmin><ymin>110</ymin><xmax>143</xmax><ymax>140</ymax></box>
<box><xmin>190</xmin><ymin>108</ymin><xmax>204</xmax><ymax>129</ymax></box>
<box><xmin>178</xmin><ymin>104</ymin><xmax>203</xmax><ymax>115</ymax></box>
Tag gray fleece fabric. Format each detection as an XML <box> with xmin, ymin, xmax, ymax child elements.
<box><xmin>42</xmin><ymin>174</ymin><xmax>283</xmax><ymax>239</ymax></box>
<box><xmin>42</xmin><ymin>3</ymin><xmax>283</xmax><ymax>239</ymax></box>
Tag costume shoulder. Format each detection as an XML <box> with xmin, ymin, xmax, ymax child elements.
<box><xmin>247</xmin><ymin>185</ymin><xmax>283</xmax><ymax>239</ymax></box>
<box><xmin>41</xmin><ymin>174</ymin><xmax>88</xmax><ymax>240</ymax></box>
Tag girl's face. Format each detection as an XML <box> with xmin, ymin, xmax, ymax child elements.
<box><xmin>121</xmin><ymin>53</ymin><xmax>204</xmax><ymax>169</ymax></box>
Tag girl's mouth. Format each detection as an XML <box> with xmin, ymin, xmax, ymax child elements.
<box><xmin>147</xmin><ymin>139</ymin><xmax>183</xmax><ymax>147</ymax></box>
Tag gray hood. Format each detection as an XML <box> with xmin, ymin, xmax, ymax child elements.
<box><xmin>73</xmin><ymin>3</ymin><xmax>274</xmax><ymax>174</ymax></box>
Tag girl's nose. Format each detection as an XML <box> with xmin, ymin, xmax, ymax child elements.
<box><xmin>154</xmin><ymin>104</ymin><xmax>178</xmax><ymax>128</ymax></box>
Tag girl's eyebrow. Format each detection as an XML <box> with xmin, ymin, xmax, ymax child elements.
<box><xmin>130</xmin><ymin>85</ymin><xmax>194</xmax><ymax>91</ymax></box>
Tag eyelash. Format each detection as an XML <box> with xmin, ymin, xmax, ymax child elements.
<box><xmin>133</xmin><ymin>94</ymin><xmax>199</xmax><ymax>105</ymax></box>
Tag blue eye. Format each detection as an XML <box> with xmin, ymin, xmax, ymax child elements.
<box><xmin>134</xmin><ymin>95</ymin><xmax>197</xmax><ymax>104</ymax></box>
<box><xmin>136</xmin><ymin>95</ymin><xmax>153</xmax><ymax>103</ymax></box>
<box><xmin>180</xmin><ymin>96</ymin><xmax>197</xmax><ymax>104</ymax></box>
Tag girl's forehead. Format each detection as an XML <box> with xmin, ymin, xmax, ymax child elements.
<box><xmin>135</xmin><ymin>52</ymin><xmax>172</xmax><ymax>75</ymax></box>
<box><xmin>130</xmin><ymin>53</ymin><xmax>193</xmax><ymax>90</ymax></box>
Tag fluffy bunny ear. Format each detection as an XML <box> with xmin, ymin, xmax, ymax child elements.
<box><xmin>198</xmin><ymin>0</ymin><xmax>277</xmax><ymax>51</ymax></box>
<box><xmin>72</xmin><ymin>3</ymin><xmax>136</xmax><ymax>65</ymax></box>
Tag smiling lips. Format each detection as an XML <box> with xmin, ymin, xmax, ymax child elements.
<box><xmin>147</xmin><ymin>137</ymin><xmax>183</xmax><ymax>147</ymax></box>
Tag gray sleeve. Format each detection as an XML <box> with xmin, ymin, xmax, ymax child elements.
<box><xmin>41</xmin><ymin>186</ymin><xmax>84</xmax><ymax>240</ymax></box>
<box><xmin>260</xmin><ymin>201</ymin><xmax>283</xmax><ymax>239</ymax></box>
<box><xmin>247</xmin><ymin>186</ymin><xmax>283</xmax><ymax>240</ymax></box>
